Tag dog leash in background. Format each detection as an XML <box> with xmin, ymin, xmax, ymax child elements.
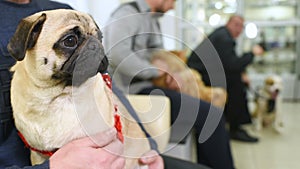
<box><xmin>102</xmin><ymin>73</ymin><xmax>124</xmax><ymax>143</ymax></box>
<box><xmin>247</xmin><ymin>86</ymin><xmax>268</xmax><ymax>100</ymax></box>
<box><xmin>247</xmin><ymin>86</ymin><xmax>277</xmax><ymax>113</ymax></box>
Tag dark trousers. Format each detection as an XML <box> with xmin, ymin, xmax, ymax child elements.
<box><xmin>202</xmin><ymin>74</ymin><xmax>252</xmax><ymax>133</ymax></box>
<box><xmin>0</xmin><ymin>127</ymin><xmax>30</xmax><ymax>169</ymax></box>
<box><xmin>162</xmin><ymin>155</ymin><xmax>211</xmax><ymax>169</ymax></box>
<box><xmin>225</xmin><ymin>80</ymin><xmax>252</xmax><ymax>132</ymax></box>
<box><xmin>138</xmin><ymin>87</ymin><xmax>234</xmax><ymax>169</ymax></box>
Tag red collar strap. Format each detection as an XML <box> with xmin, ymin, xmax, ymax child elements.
<box><xmin>18</xmin><ymin>132</ymin><xmax>57</xmax><ymax>157</ymax></box>
<box><xmin>17</xmin><ymin>73</ymin><xmax>124</xmax><ymax>157</ymax></box>
<box><xmin>102</xmin><ymin>73</ymin><xmax>124</xmax><ymax>143</ymax></box>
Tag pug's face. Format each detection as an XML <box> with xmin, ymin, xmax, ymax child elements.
<box><xmin>8</xmin><ymin>9</ymin><xmax>108</xmax><ymax>87</ymax></box>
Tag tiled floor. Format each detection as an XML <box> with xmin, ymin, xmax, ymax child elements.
<box><xmin>231</xmin><ymin>102</ymin><xmax>300</xmax><ymax>169</ymax></box>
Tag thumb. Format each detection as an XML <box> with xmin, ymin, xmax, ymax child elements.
<box><xmin>75</xmin><ymin>128</ymin><xmax>117</xmax><ymax>148</ymax></box>
<box><xmin>139</xmin><ymin>150</ymin><xmax>159</xmax><ymax>164</ymax></box>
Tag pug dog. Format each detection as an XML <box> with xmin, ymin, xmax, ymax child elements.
<box><xmin>8</xmin><ymin>9</ymin><xmax>152</xmax><ymax>168</ymax></box>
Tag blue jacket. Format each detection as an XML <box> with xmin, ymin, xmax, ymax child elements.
<box><xmin>0</xmin><ymin>0</ymin><xmax>71</xmax><ymax>168</ymax></box>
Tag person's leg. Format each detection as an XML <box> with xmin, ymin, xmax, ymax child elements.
<box><xmin>226</xmin><ymin>82</ymin><xmax>258</xmax><ymax>143</ymax></box>
<box><xmin>161</xmin><ymin>155</ymin><xmax>211</xmax><ymax>169</ymax></box>
<box><xmin>0</xmin><ymin>127</ymin><xmax>31</xmax><ymax>168</ymax></box>
<box><xmin>224</xmin><ymin>92</ymin><xmax>240</xmax><ymax>132</ymax></box>
<box><xmin>138</xmin><ymin>87</ymin><xmax>235</xmax><ymax>169</ymax></box>
<box><xmin>195</xmin><ymin>115</ymin><xmax>234</xmax><ymax>169</ymax></box>
<box><xmin>227</xmin><ymin>80</ymin><xmax>253</xmax><ymax>129</ymax></box>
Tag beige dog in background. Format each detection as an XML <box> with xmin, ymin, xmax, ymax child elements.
<box><xmin>151</xmin><ymin>50</ymin><xmax>227</xmax><ymax>108</ymax></box>
<box><xmin>252</xmin><ymin>75</ymin><xmax>284</xmax><ymax>133</ymax></box>
<box><xmin>8</xmin><ymin>9</ymin><xmax>152</xmax><ymax>168</ymax></box>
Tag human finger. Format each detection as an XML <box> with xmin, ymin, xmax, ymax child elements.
<box><xmin>75</xmin><ymin>128</ymin><xmax>117</xmax><ymax>148</ymax></box>
<box><xmin>110</xmin><ymin>156</ymin><xmax>126</xmax><ymax>169</ymax></box>
<box><xmin>139</xmin><ymin>150</ymin><xmax>164</xmax><ymax>169</ymax></box>
<box><xmin>139</xmin><ymin>150</ymin><xmax>159</xmax><ymax>164</ymax></box>
<box><xmin>101</xmin><ymin>137</ymin><xmax>124</xmax><ymax>156</ymax></box>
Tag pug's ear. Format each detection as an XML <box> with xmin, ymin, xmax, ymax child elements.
<box><xmin>7</xmin><ymin>13</ymin><xmax>47</xmax><ymax>61</ymax></box>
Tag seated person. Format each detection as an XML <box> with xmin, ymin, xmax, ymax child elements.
<box><xmin>187</xmin><ymin>15</ymin><xmax>264</xmax><ymax>142</ymax></box>
<box><xmin>0</xmin><ymin>1</ymin><xmax>210</xmax><ymax>168</ymax></box>
<box><xmin>104</xmin><ymin>0</ymin><xmax>235</xmax><ymax>168</ymax></box>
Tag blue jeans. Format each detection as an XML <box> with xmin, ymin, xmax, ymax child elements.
<box><xmin>0</xmin><ymin>127</ymin><xmax>30</xmax><ymax>169</ymax></box>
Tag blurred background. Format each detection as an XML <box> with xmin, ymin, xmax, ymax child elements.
<box><xmin>54</xmin><ymin>0</ymin><xmax>300</xmax><ymax>101</ymax></box>
<box><xmin>52</xmin><ymin>1</ymin><xmax>300</xmax><ymax>168</ymax></box>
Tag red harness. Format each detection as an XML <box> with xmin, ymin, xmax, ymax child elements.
<box><xmin>18</xmin><ymin>132</ymin><xmax>56</xmax><ymax>156</ymax></box>
<box><xmin>18</xmin><ymin>73</ymin><xmax>123</xmax><ymax>157</ymax></box>
<box><xmin>102</xmin><ymin>73</ymin><xmax>124</xmax><ymax>143</ymax></box>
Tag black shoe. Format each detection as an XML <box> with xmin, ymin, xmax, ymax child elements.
<box><xmin>230</xmin><ymin>129</ymin><xmax>259</xmax><ymax>143</ymax></box>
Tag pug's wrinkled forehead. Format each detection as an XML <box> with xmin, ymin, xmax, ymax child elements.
<box><xmin>8</xmin><ymin>9</ymin><xmax>103</xmax><ymax>62</ymax></box>
<box><xmin>40</xmin><ymin>9</ymin><xmax>102</xmax><ymax>43</ymax></box>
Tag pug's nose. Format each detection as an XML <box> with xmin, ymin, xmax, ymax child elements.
<box><xmin>88</xmin><ymin>42</ymin><xmax>97</xmax><ymax>50</ymax></box>
<box><xmin>87</xmin><ymin>37</ymin><xmax>108</xmax><ymax>73</ymax></box>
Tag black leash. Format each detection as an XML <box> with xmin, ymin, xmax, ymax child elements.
<box><xmin>247</xmin><ymin>86</ymin><xmax>269</xmax><ymax>100</ymax></box>
<box><xmin>247</xmin><ymin>86</ymin><xmax>277</xmax><ymax>113</ymax></box>
<box><xmin>112</xmin><ymin>83</ymin><xmax>159</xmax><ymax>153</ymax></box>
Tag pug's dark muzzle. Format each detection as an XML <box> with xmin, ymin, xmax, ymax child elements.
<box><xmin>60</xmin><ymin>36</ymin><xmax>108</xmax><ymax>86</ymax></box>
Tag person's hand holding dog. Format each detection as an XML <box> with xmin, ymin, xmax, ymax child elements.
<box><xmin>50</xmin><ymin>128</ymin><xmax>125</xmax><ymax>169</ymax></box>
<box><xmin>165</xmin><ymin>72</ymin><xmax>183</xmax><ymax>91</ymax></box>
<box><xmin>152</xmin><ymin>58</ymin><xmax>169</xmax><ymax>77</ymax></box>
<box><xmin>151</xmin><ymin>56</ymin><xmax>184</xmax><ymax>91</ymax></box>
<box><xmin>50</xmin><ymin>128</ymin><xmax>164</xmax><ymax>169</ymax></box>
<box><xmin>139</xmin><ymin>150</ymin><xmax>164</xmax><ymax>169</ymax></box>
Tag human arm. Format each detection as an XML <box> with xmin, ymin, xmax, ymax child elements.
<box><xmin>216</xmin><ymin>36</ymin><xmax>264</xmax><ymax>75</ymax></box>
<box><xmin>104</xmin><ymin>5</ymin><xmax>162</xmax><ymax>80</ymax></box>
<box><xmin>203</xmin><ymin>26</ymin><xmax>255</xmax><ymax>75</ymax></box>
<box><xmin>241</xmin><ymin>45</ymin><xmax>264</xmax><ymax>86</ymax></box>
<box><xmin>213</xmin><ymin>34</ymin><xmax>254</xmax><ymax>74</ymax></box>
<box><xmin>7</xmin><ymin>128</ymin><xmax>124</xmax><ymax>169</ymax></box>
<box><xmin>49</xmin><ymin>128</ymin><xmax>124</xmax><ymax>169</ymax></box>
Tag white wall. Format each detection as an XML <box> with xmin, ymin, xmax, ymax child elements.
<box><xmin>52</xmin><ymin>0</ymin><xmax>120</xmax><ymax>27</ymax></box>
<box><xmin>160</xmin><ymin>10</ymin><xmax>176</xmax><ymax>50</ymax></box>
<box><xmin>87</xmin><ymin>0</ymin><xmax>120</xmax><ymax>28</ymax></box>
<box><xmin>52</xmin><ymin>0</ymin><xmax>176</xmax><ymax>50</ymax></box>
<box><xmin>52</xmin><ymin>0</ymin><xmax>89</xmax><ymax>12</ymax></box>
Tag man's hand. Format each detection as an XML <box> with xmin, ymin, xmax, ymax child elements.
<box><xmin>165</xmin><ymin>72</ymin><xmax>183</xmax><ymax>91</ymax></box>
<box><xmin>152</xmin><ymin>59</ymin><xmax>169</xmax><ymax>77</ymax></box>
<box><xmin>241</xmin><ymin>72</ymin><xmax>250</xmax><ymax>87</ymax></box>
<box><xmin>139</xmin><ymin>150</ymin><xmax>164</xmax><ymax>169</ymax></box>
<box><xmin>50</xmin><ymin>128</ymin><xmax>125</xmax><ymax>169</ymax></box>
<box><xmin>252</xmin><ymin>44</ymin><xmax>264</xmax><ymax>56</ymax></box>
<box><xmin>152</xmin><ymin>57</ymin><xmax>183</xmax><ymax>91</ymax></box>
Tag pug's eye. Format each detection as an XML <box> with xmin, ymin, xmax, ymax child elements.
<box><xmin>63</xmin><ymin>35</ymin><xmax>78</xmax><ymax>48</ymax></box>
